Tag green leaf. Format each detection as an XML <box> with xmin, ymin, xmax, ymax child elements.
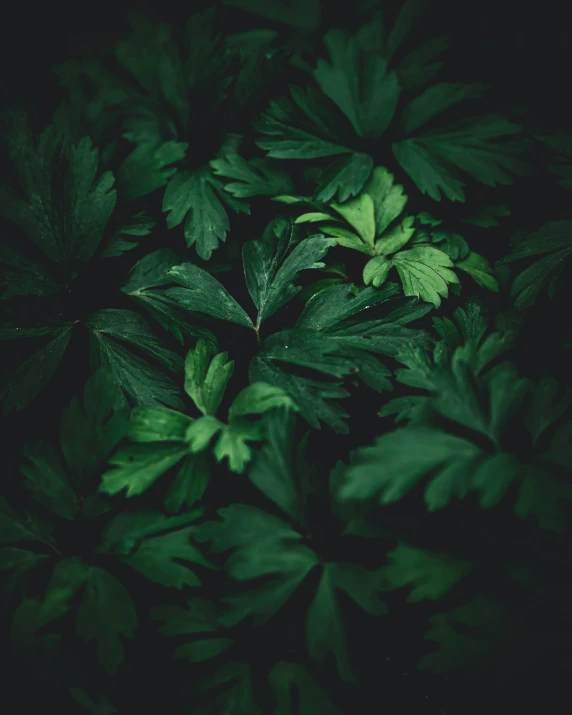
<box><xmin>186</xmin><ymin>416</ymin><xmax>225</xmax><ymax>453</ymax></box>
<box><xmin>151</xmin><ymin>596</ymin><xmax>233</xmax><ymax>662</ymax></box>
<box><xmin>100</xmin><ymin>509</ymin><xmax>205</xmax><ymax>554</ymax></box>
<box><xmin>87</xmin><ymin>309</ymin><xmax>182</xmax><ymax>372</ymax></box>
<box><xmin>330</xmin><ymin>193</ymin><xmax>376</xmax><ymax>248</ymax></box>
<box><xmin>186</xmin><ymin>382</ymin><xmax>296</xmax><ymax>473</ymax></box>
<box><xmin>399</xmin><ymin>82</ymin><xmax>488</xmax><ymax>135</ymax></box>
<box><xmin>163</xmin><ymin>170</ymin><xmax>233</xmax><ymax>261</ymax></box>
<box><xmin>60</xmin><ymin>369</ymin><xmax>128</xmax><ymax>487</ymax></box>
<box><xmin>500</xmin><ymin>221</ymin><xmax>572</xmax><ymax>262</ymax></box>
<box><xmin>251</xmin><ymin>356</ymin><xmax>350</xmax><ymax>433</ymax></box>
<box><xmin>76</xmin><ymin>566</ymin><xmax>138</xmax><ymax>674</ymax></box>
<box><xmin>0</xmin><ymin>498</ymin><xmax>46</xmax><ymax>544</ymax></box>
<box><xmin>101</xmin><ymin>443</ymin><xmax>190</xmax><ymax>498</ymax></box>
<box><xmin>314</xmin><ymin>153</ymin><xmax>374</xmax><ymax>203</ymax></box>
<box><xmin>0</xmin><ymin>241</ymin><xmax>61</xmax><ymax>299</ymax></box>
<box><xmin>228</xmin><ymin>382</ymin><xmax>297</xmax><ymax>419</ymax></box>
<box><xmin>118</xmin><ymin>140</ymin><xmax>187</xmax><ymax>200</ymax></box>
<box><xmin>101</xmin><ymin>211</ymin><xmax>155</xmax><ymax>258</ymax></box>
<box><xmin>210</xmin><ymin>155</ymin><xmax>294</xmax><ymax>198</ymax></box>
<box><xmin>343</xmin><ymin>342</ymin><xmax>572</xmax><ymax>531</ymax></box>
<box><xmin>312</xmin><ymin>166</ymin><xmax>412</xmax><ymax>257</ymax></box>
<box><xmin>313</xmin><ymin>29</ymin><xmax>400</xmax><ymax>139</ymax></box>
<box><xmin>185</xmin><ymin>341</ymin><xmax>234</xmax><ymax>416</ymax></box>
<box><xmin>243</xmin><ymin>230</ymin><xmax>334</xmax><ymax>325</ymax></box>
<box><xmin>167</xmin><ymin>263</ymin><xmax>253</xmax><ymax>328</ymax></box>
<box><xmin>254</xmin><ymin>85</ymin><xmax>353</xmax><ymax>160</ymax></box>
<box><xmin>307</xmin><ymin>562</ymin><xmax>386</xmax><ymax>681</ymax></box>
<box><xmin>0</xmin><ymin>114</ymin><xmax>116</xmax><ymax>266</ymax></box>
<box><xmin>12</xmin><ymin>557</ymin><xmax>89</xmax><ymax>645</ymax></box>
<box><xmin>20</xmin><ymin>442</ymin><xmax>80</xmax><ymax>520</ymax></box>
<box><xmin>367</xmin><ymin>166</ymin><xmax>410</xmax><ymax>236</ymax></box>
<box><xmin>122</xmin><ymin>249</ymin><xmax>217</xmax><ymax>346</ymax></box>
<box><xmin>339</xmin><ymin>426</ymin><xmax>480</xmax><ymax>506</ymax></box>
<box><xmin>247</xmin><ymin>409</ymin><xmax>304</xmax><ymax>521</ymax></box>
<box><xmin>197</xmin><ymin>504</ymin><xmax>318</xmax><ymax>624</ymax></box>
<box><xmin>379</xmin><ymin>543</ymin><xmax>473</xmax><ymax>601</ymax></box>
<box><xmin>456</xmin><ymin>252</ymin><xmax>499</xmax><ymax>291</ymax></box>
<box><xmin>393</xmin><ymin>115</ymin><xmax>525</xmax><ymax>201</ymax></box>
<box><xmin>198</xmin><ymin>504</ymin><xmax>385</xmax><ymax>682</ymax></box>
<box><xmin>21</xmin><ymin>370</ymin><xmax>126</xmax><ymax>517</ymax></box>
<box><xmin>128</xmin><ymin>405</ymin><xmax>193</xmax><ymax>443</ymax></box>
<box><xmin>122</xmin><ymin>527</ymin><xmax>209</xmax><ymax>589</ymax></box>
<box><xmin>462</xmin><ymin>204</ymin><xmax>511</xmax><ymax>228</ymax></box>
<box><xmin>87</xmin><ymin>313</ymin><xmax>183</xmax><ymax>409</ymax></box>
<box><xmin>164</xmin><ymin>453</ymin><xmax>210</xmax><ymax>513</ymax></box>
<box><xmin>213</xmin><ymin>420</ymin><xmax>263</xmax><ymax>473</ymax></box>
<box><xmin>498</xmin><ymin>221</ymin><xmax>572</xmax><ymax>309</ymax></box>
<box><xmin>419</xmin><ymin>595</ymin><xmax>522</xmax><ymax>679</ymax></box>
<box><xmin>364</xmin><ymin>245</ymin><xmax>459</xmax><ymax>307</ymax></box>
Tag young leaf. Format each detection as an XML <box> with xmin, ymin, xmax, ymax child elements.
<box><xmin>364</xmin><ymin>245</ymin><xmax>459</xmax><ymax>307</ymax></box>
<box><xmin>185</xmin><ymin>340</ymin><xmax>234</xmax><ymax>416</ymax></box>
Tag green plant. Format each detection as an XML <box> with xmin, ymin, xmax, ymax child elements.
<box><xmin>1</xmin><ymin>2</ymin><xmax>571</xmax><ymax>714</ymax></box>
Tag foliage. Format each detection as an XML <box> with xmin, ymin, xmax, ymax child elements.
<box><xmin>1</xmin><ymin>2</ymin><xmax>570</xmax><ymax>714</ymax></box>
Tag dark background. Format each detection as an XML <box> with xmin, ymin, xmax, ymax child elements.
<box><xmin>2</xmin><ymin>0</ymin><xmax>570</xmax><ymax>127</ymax></box>
<box><xmin>1</xmin><ymin>2</ymin><xmax>570</xmax><ymax>715</ymax></box>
